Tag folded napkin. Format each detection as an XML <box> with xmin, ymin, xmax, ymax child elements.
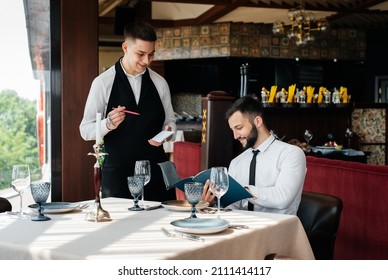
<box><xmin>311</xmin><ymin>147</ymin><xmax>343</xmax><ymax>155</ymax></box>
<box><xmin>343</xmin><ymin>148</ymin><xmax>365</xmax><ymax>156</ymax></box>
<box><xmin>157</xmin><ymin>161</ymin><xmax>180</xmax><ymax>190</ymax></box>
<box><xmin>311</xmin><ymin>147</ymin><xmax>365</xmax><ymax>156</ymax></box>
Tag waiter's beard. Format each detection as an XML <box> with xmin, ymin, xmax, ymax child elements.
<box><xmin>244</xmin><ymin>126</ymin><xmax>258</xmax><ymax>150</ymax></box>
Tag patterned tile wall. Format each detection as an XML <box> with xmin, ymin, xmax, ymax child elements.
<box><xmin>352</xmin><ymin>108</ymin><xmax>386</xmax><ymax>165</ymax></box>
<box><xmin>362</xmin><ymin>145</ymin><xmax>386</xmax><ymax>165</ymax></box>
<box><xmin>172</xmin><ymin>93</ymin><xmax>202</xmax><ymax>116</ymax></box>
<box><xmin>155</xmin><ymin>22</ymin><xmax>366</xmax><ymax>61</ymax></box>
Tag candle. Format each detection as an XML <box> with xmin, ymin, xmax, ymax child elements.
<box><xmin>96</xmin><ymin>112</ymin><xmax>101</xmax><ymax>145</ymax></box>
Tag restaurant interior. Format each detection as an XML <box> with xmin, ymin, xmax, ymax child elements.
<box><xmin>1</xmin><ymin>0</ymin><xmax>388</xmax><ymax>260</ymax></box>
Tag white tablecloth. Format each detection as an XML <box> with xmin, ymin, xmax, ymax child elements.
<box><xmin>0</xmin><ymin>197</ymin><xmax>314</xmax><ymax>260</ymax></box>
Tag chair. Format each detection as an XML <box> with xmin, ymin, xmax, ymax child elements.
<box><xmin>157</xmin><ymin>161</ymin><xmax>180</xmax><ymax>190</ymax></box>
<box><xmin>265</xmin><ymin>191</ymin><xmax>343</xmax><ymax>260</ymax></box>
<box><xmin>0</xmin><ymin>197</ymin><xmax>12</xmax><ymax>213</ymax></box>
<box><xmin>296</xmin><ymin>191</ymin><xmax>343</xmax><ymax>260</ymax></box>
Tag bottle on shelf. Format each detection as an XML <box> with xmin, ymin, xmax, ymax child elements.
<box><xmin>332</xmin><ymin>88</ymin><xmax>340</xmax><ymax>104</ymax></box>
<box><xmin>261</xmin><ymin>87</ymin><xmax>269</xmax><ymax>104</ymax></box>
<box><xmin>323</xmin><ymin>89</ymin><xmax>331</xmax><ymax>104</ymax></box>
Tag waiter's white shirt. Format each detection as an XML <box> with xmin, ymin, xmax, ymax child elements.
<box><xmin>79</xmin><ymin>63</ymin><xmax>176</xmax><ymax>141</ymax></box>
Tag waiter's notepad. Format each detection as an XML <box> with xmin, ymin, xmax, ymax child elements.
<box><xmin>152</xmin><ymin>131</ymin><xmax>174</xmax><ymax>142</ymax></box>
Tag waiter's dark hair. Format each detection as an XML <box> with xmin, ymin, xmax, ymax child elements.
<box><xmin>124</xmin><ymin>21</ymin><xmax>157</xmax><ymax>42</ymax></box>
<box><xmin>225</xmin><ymin>96</ymin><xmax>266</xmax><ymax>125</ymax></box>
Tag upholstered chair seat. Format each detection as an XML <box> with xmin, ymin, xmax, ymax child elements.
<box><xmin>296</xmin><ymin>191</ymin><xmax>343</xmax><ymax>260</ymax></box>
<box><xmin>265</xmin><ymin>191</ymin><xmax>343</xmax><ymax>260</ymax></box>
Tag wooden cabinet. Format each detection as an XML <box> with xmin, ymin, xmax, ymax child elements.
<box><xmin>200</xmin><ymin>91</ymin><xmax>235</xmax><ymax>169</ymax></box>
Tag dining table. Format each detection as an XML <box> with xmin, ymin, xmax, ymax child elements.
<box><xmin>0</xmin><ymin>197</ymin><xmax>314</xmax><ymax>260</ymax></box>
<box><xmin>308</xmin><ymin>146</ymin><xmax>367</xmax><ymax>163</ymax></box>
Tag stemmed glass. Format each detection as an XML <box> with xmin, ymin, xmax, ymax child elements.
<box><xmin>134</xmin><ymin>160</ymin><xmax>151</xmax><ymax>205</ymax></box>
<box><xmin>184</xmin><ymin>182</ymin><xmax>204</xmax><ymax>219</ymax></box>
<box><xmin>304</xmin><ymin>130</ymin><xmax>313</xmax><ymax>152</ymax></box>
<box><xmin>127</xmin><ymin>175</ymin><xmax>145</xmax><ymax>211</ymax></box>
<box><xmin>345</xmin><ymin>128</ymin><xmax>354</xmax><ymax>148</ymax></box>
<box><xmin>30</xmin><ymin>182</ymin><xmax>51</xmax><ymax>221</ymax></box>
<box><xmin>7</xmin><ymin>165</ymin><xmax>31</xmax><ymax>219</ymax></box>
<box><xmin>209</xmin><ymin>167</ymin><xmax>229</xmax><ymax>218</ymax></box>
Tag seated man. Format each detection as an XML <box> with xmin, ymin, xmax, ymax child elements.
<box><xmin>202</xmin><ymin>96</ymin><xmax>306</xmax><ymax>215</ymax></box>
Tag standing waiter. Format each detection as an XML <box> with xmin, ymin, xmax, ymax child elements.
<box><xmin>80</xmin><ymin>22</ymin><xmax>176</xmax><ymax>202</ymax></box>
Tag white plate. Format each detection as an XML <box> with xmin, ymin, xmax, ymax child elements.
<box><xmin>28</xmin><ymin>202</ymin><xmax>79</xmax><ymax>214</ymax></box>
<box><xmin>161</xmin><ymin>200</ymin><xmax>209</xmax><ymax>212</ymax></box>
<box><xmin>171</xmin><ymin>218</ymin><xmax>230</xmax><ymax>234</ymax></box>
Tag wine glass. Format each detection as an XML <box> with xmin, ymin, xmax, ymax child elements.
<box><xmin>345</xmin><ymin>128</ymin><xmax>354</xmax><ymax>148</ymax></box>
<box><xmin>209</xmin><ymin>167</ymin><xmax>229</xmax><ymax>218</ymax></box>
<box><xmin>127</xmin><ymin>175</ymin><xmax>145</xmax><ymax>211</ymax></box>
<box><xmin>8</xmin><ymin>165</ymin><xmax>31</xmax><ymax>219</ymax></box>
<box><xmin>184</xmin><ymin>182</ymin><xmax>204</xmax><ymax>219</ymax></box>
<box><xmin>134</xmin><ymin>160</ymin><xmax>151</xmax><ymax>205</ymax></box>
<box><xmin>30</xmin><ymin>182</ymin><xmax>51</xmax><ymax>221</ymax></box>
<box><xmin>304</xmin><ymin>130</ymin><xmax>313</xmax><ymax>152</ymax></box>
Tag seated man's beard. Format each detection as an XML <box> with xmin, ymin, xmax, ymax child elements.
<box><xmin>245</xmin><ymin>127</ymin><xmax>258</xmax><ymax>149</ymax></box>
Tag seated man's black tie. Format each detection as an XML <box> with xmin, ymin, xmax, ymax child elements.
<box><xmin>248</xmin><ymin>149</ymin><xmax>260</xmax><ymax>211</ymax></box>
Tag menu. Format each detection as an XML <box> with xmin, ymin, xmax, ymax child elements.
<box><xmin>174</xmin><ymin>169</ymin><xmax>252</xmax><ymax>208</ymax></box>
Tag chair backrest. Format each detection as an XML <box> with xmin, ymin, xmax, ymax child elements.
<box><xmin>0</xmin><ymin>197</ymin><xmax>12</xmax><ymax>213</ymax></box>
<box><xmin>297</xmin><ymin>191</ymin><xmax>343</xmax><ymax>260</ymax></box>
<box><xmin>157</xmin><ymin>161</ymin><xmax>181</xmax><ymax>190</ymax></box>
<box><xmin>158</xmin><ymin>160</ymin><xmax>187</xmax><ymax>200</ymax></box>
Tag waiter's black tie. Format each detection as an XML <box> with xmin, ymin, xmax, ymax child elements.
<box><xmin>248</xmin><ymin>149</ymin><xmax>260</xmax><ymax>211</ymax></box>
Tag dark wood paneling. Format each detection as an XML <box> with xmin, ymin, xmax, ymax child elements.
<box><xmin>201</xmin><ymin>91</ymin><xmax>235</xmax><ymax>170</ymax></box>
<box><xmin>150</xmin><ymin>60</ymin><xmax>165</xmax><ymax>77</ymax></box>
<box><xmin>60</xmin><ymin>0</ymin><xmax>98</xmax><ymax>201</ymax></box>
<box><xmin>50</xmin><ymin>0</ymin><xmax>62</xmax><ymax>202</ymax></box>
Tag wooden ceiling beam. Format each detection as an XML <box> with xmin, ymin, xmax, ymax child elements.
<box><xmin>194</xmin><ymin>0</ymin><xmax>251</xmax><ymax>24</ymax></box>
<box><xmin>353</xmin><ymin>0</ymin><xmax>388</xmax><ymax>10</ymax></box>
<box><xmin>153</xmin><ymin>0</ymin><xmax>233</xmax><ymax>4</ymax></box>
<box><xmin>325</xmin><ymin>0</ymin><xmax>388</xmax><ymax>25</ymax></box>
<box><xmin>245</xmin><ymin>0</ymin><xmax>337</xmax><ymax>11</ymax></box>
<box><xmin>99</xmin><ymin>0</ymin><xmax>120</xmax><ymax>16</ymax></box>
<box><xmin>98</xmin><ymin>0</ymin><xmax>388</xmax><ymax>30</ymax></box>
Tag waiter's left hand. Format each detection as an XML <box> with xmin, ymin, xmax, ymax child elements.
<box><xmin>148</xmin><ymin>125</ymin><xmax>173</xmax><ymax>147</ymax></box>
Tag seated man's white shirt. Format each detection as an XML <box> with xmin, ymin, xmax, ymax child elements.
<box><xmin>228</xmin><ymin>134</ymin><xmax>306</xmax><ymax>215</ymax></box>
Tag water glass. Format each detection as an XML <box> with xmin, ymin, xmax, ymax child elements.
<box><xmin>127</xmin><ymin>175</ymin><xmax>145</xmax><ymax>211</ymax></box>
<box><xmin>184</xmin><ymin>182</ymin><xmax>204</xmax><ymax>218</ymax></box>
<box><xmin>134</xmin><ymin>160</ymin><xmax>151</xmax><ymax>205</ymax></box>
<box><xmin>30</xmin><ymin>182</ymin><xmax>51</xmax><ymax>221</ymax></box>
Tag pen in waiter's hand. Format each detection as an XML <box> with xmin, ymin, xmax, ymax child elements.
<box><xmin>112</xmin><ymin>107</ymin><xmax>140</xmax><ymax>116</ymax></box>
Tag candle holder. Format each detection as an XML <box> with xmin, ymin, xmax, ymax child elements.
<box><xmin>85</xmin><ymin>143</ymin><xmax>111</xmax><ymax>222</ymax></box>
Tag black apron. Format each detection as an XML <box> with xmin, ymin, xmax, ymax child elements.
<box><xmin>101</xmin><ymin>60</ymin><xmax>175</xmax><ymax>202</ymax></box>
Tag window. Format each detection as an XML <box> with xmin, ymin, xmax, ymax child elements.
<box><xmin>0</xmin><ymin>0</ymin><xmax>50</xmax><ymax>198</ymax></box>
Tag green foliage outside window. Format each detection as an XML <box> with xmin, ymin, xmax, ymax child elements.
<box><xmin>0</xmin><ymin>89</ymin><xmax>40</xmax><ymax>190</ymax></box>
